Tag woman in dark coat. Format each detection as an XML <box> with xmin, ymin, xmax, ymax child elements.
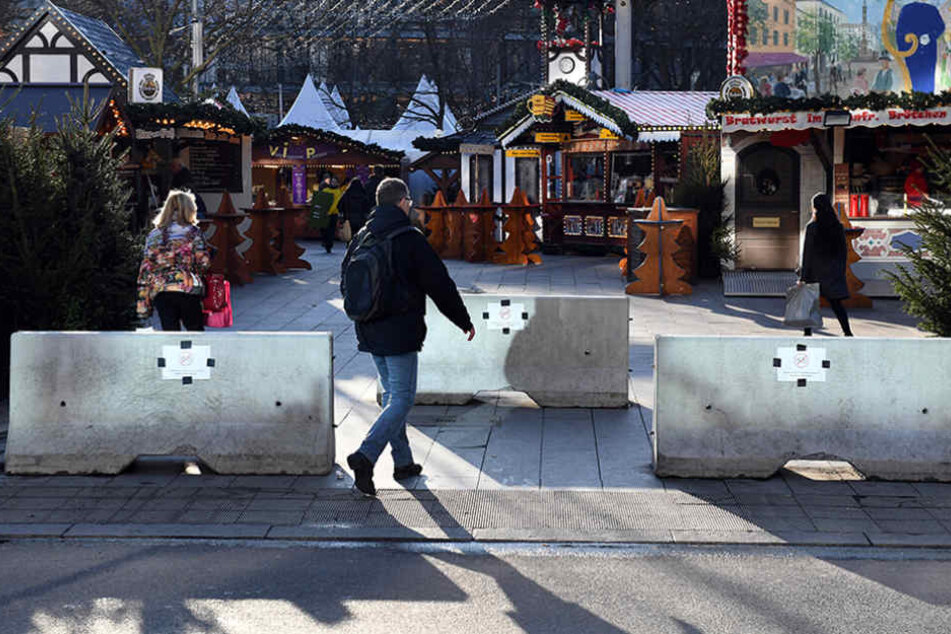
<box><xmin>799</xmin><ymin>193</ymin><xmax>854</xmax><ymax>336</ymax></box>
<box><xmin>339</xmin><ymin>177</ymin><xmax>371</xmax><ymax>238</ymax></box>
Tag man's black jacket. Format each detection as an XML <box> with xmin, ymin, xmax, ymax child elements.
<box><xmin>347</xmin><ymin>204</ymin><xmax>473</xmax><ymax>356</ymax></box>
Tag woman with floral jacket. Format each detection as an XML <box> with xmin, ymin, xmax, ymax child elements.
<box><xmin>136</xmin><ymin>190</ymin><xmax>212</xmax><ymax>331</ymax></box>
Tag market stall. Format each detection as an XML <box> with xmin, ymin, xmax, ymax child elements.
<box><xmin>252</xmin><ymin>125</ymin><xmax>403</xmax><ymax>206</ymax></box>
<box><xmin>714</xmin><ymin>97</ymin><xmax>951</xmax><ymax>296</ymax></box>
<box><xmin>490</xmin><ymin>82</ymin><xmax>718</xmax><ymax>252</ymax></box>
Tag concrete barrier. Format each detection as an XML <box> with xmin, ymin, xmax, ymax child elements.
<box><xmin>653</xmin><ymin>335</ymin><xmax>951</xmax><ymax>480</ymax></box>
<box><xmin>416</xmin><ymin>294</ymin><xmax>630</xmax><ymax>407</ymax></box>
<box><xmin>7</xmin><ymin>331</ymin><xmax>334</xmax><ymax>475</ymax></box>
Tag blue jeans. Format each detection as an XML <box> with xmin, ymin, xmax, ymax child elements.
<box><xmin>358</xmin><ymin>352</ymin><xmax>417</xmax><ymax>468</ymax></box>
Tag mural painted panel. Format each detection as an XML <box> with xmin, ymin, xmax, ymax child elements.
<box><xmin>738</xmin><ymin>1</ymin><xmax>951</xmax><ymax>97</ymax></box>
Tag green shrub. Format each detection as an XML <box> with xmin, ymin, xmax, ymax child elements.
<box><xmin>0</xmin><ymin>99</ymin><xmax>140</xmax><ymax>395</ymax></box>
<box><xmin>671</xmin><ymin>136</ymin><xmax>730</xmax><ymax>277</ymax></box>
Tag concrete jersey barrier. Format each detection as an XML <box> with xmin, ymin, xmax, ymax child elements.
<box><xmin>653</xmin><ymin>335</ymin><xmax>951</xmax><ymax>480</ymax></box>
<box><xmin>7</xmin><ymin>331</ymin><xmax>334</xmax><ymax>475</ymax></box>
<box><xmin>416</xmin><ymin>294</ymin><xmax>630</xmax><ymax>408</ymax></box>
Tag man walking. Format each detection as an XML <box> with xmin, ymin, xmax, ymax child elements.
<box><xmin>343</xmin><ymin>177</ymin><xmax>475</xmax><ymax>496</ymax></box>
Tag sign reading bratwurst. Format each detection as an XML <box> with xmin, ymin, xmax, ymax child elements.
<box><xmin>722</xmin><ymin>107</ymin><xmax>951</xmax><ymax>133</ymax></box>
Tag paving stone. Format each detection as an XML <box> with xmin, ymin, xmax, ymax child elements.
<box><xmin>472</xmin><ymin>528</ymin><xmax>673</xmax><ymax>543</ymax></box>
<box><xmin>237</xmin><ymin>510</ymin><xmax>304</xmax><ymax>525</ymax></box>
<box><xmin>106</xmin><ymin>474</ymin><xmax>178</xmax><ymax>487</ymax></box>
<box><xmin>244</xmin><ymin>498</ymin><xmax>314</xmax><ymax>512</ymax></box>
<box><xmin>812</xmin><ymin>518</ymin><xmax>881</xmax><ymax>532</ymax></box>
<box><xmin>20</xmin><ymin>476</ymin><xmax>110</xmax><ymax>488</ymax></box>
<box><xmin>795</xmin><ymin>494</ymin><xmax>860</xmax><ymax>508</ymax></box>
<box><xmin>912</xmin><ymin>483</ymin><xmax>951</xmax><ymax>498</ymax></box>
<box><xmin>135</xmin><ymin>499</ymin><xmax>193</xmax><ymax>511</ymax></box>
<box><xmin>0</xmin><ymin>523</ymin><xmax>71</xmax><ymax>537</ymax></box>
<box><xmin>64</xmin><ymin>523</ymin><xmax>270</xmax><ymax>539</ymax></box>
<box><xmin>856</xmin><ymin>496</ymin><xmax>923</xmax><ymax>508</ymax></box>
<box><xmin>268</xmin><ymin>525</ymin><xmax>472</xmax><ymax>541</ymax></box>
<box><xmin>177</xmin><ymin>510</ymin><xmax>242</xmax><ymax>524</ymax></box>
<box><xmin>865</xmin><ymin>533</ymin><xmax>951</xmax><ymax>548</ymax></box>
<box><xmin>0</xmin><ymin>510</ymin><xmax>52</xmax><ymax>522</ymax></box>
<box><xmin>167</xmin><ymin>475</ymin><xmax>236</xmax><ymax>488</ymax></box>
<box><xmin>864</xmin><ymin>507</ymin><xmax>935</xmax><ymax>521</ymax></box>
<box><xmin>850</xmin><ymin>481</ymin><xmax>919</xmax><ymax>496</ymax></box>
<box><xmin>44</xmin><ymin>510</ymin><xmax>118</xmax><ymax>523</ymax></box>
<box><xmin>801</xmin><ymin>507</ymin><xmax>871</xmax><ymax>520</ymax></box>
<box><xmin>186</xmin><ymin>499</ymin><xmax>251</xmax><ymax>512</ymax></box>
<box><xmin>725</xmin><ymin>479</ymin><xmax>793</xmax><ymax>496</ymax></box>
<box><xmin>671</xmin><ymin>530</ymin><xmax>786</xmax><ymax>545</ymax></box>
<box><xmin>873</xmin><ymin>519</ymin><xmax>948</xmax><ymax>534</ymax></box>
<box><xmin>0</xmin><ymin>497</ymin><xmax>71</xmax><ymax>510</ymax></box>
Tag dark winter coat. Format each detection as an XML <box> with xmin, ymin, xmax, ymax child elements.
<box><xmin>339</xmin><ymin>180</ymin><xmax>371</xmax><ymax>234</ymax></box>
<box><xmin>800</xmin><ymin>219</ymin><xmax>849</xmax><ymax>300</ymax></box>
<box><xmin>348</xmin><ymin>204</ymin><xmax>473</xmax><ymax>356</ymax></box>
<box><xmin>365</xmin><ymin>174</ymin><xmax>384</xmax><ymax>206</ymax></box>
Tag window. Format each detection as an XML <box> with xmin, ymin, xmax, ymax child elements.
<box><xmin>566</xmin><ymin>154</ymin><xmax>605</xmax><ymax>201</ymax></box>
<box><xmin>546</xmin><ymin>151</ymin><xmax>562</xmax><ymax>200</ymax></box>
<box><xmin>773</xmin><ymin>6</ymin><xmax>778</xmax><ymax>22</ymax></box>
<box><xmin>784</xmin><ymin>32</ymin><xmax>789</xmax><ymax>46</ymax></box>
<box><xmin>515</xmin><ymin>157</ymin><xmax>540</xmax><ymax>204</ymax></box>
<box><xmin>784</xmin><ymin>9</ymin><xmax>789</xmax><ymax>24</ymax></box>
<box><xmin>610</xmin><ymin>152</ymin><xmax>652</xmax><ymax>204</ymax></box>
<box><xmin>469</xmin><ymin>154</ymin><xmax>493</xmax><ymax>202</ymax></box>
<box><xmin>773</xmin><ymin>30</ymin><xmax>778</xmax><ymax>46</ymax></box>
<box><xmin>750</xmin><ymin>26</ymin><xmax>757</xmax><ymax>43</ymax></box>
<box><xmin>763</xmin><ymin>30</ymin><xmax>769</xmax><ymax>45</ymax></box>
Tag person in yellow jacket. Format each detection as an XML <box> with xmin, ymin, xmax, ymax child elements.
<box><xmin>314</xmin><ymin>173</ymin><xmax>345</xmax><ymax>254</ymax></box>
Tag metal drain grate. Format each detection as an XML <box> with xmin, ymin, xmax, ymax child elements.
<box><xmin>723</xmin><ymin>271</ymin><xmax>798</xmax><ymax>297</ymax></box>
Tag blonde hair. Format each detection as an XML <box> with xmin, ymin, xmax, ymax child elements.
<box><xmin>153</xmin><ymin>190</ymin><xmax>198</xmax><ymax>229</ymax></box>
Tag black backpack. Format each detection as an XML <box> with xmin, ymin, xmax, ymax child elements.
<box><xmin>340</xmin><ymin>225</ymin><xmax>418</xmax><ymax>322</ymax></box>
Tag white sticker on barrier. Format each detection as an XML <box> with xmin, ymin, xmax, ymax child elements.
<box><xmin>775</xmin><ymin>346</ymin><xmax>828</xmax><ymax>382</ymax></box>
<box><xmin>160</xmin><ymin>345</ymin><xmax>213</xmax><ymax>381</ymax></box>
<box><xmin>484</xmin><ymin>301</ymin><xmax>528</xmax><ymax>332</ymax></box>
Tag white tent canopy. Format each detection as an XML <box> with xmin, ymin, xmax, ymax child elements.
<box><xmin>279</xmin><ymin>74</ymin><xmax>340</xmax><ymax>130</ymax></box>
<box><xmin>321</xmin><ymin>84</ymin><xmax>352</xmax><ymax>129</ymax></box>
<box><xmin>226</xmin><ymin>86</ymin><xmax>249</xmax><ymax>116</ymax></box>
<box><xmin>391</xmin><ymin>74</ymin><xmax>458</xmax><ymax>134</ymax></box>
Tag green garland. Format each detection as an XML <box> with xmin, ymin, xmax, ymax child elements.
<box><xmin>126</xmin><ymin>102</ymin><xmax>262</xmax><ymax>136</ymax></box>
<box><xmin>260</xmin><ymin>124</ymin><xmax>404</xmax><ymax>161</ymax></box>
<box><xmin>707</xmin><ymin>91</ymin><xmax>951</xmax><ymax>119</ymax></box>
<box><xmin>495</xmin><ymin>80</ymin><xmax>638</xmax><ymax>139</ymax></box>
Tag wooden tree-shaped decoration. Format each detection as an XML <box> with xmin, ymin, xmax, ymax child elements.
<box><xmin>421</xmin><ymin>190</ymin><xmax>448</xmax><ymax>256</ymax></box>
<box><xmin>253</xmin><ymin>188</ymin><xmax>270</xmax><ymax>210</ymax></box>
<box><xmin>216</xmin><ymin>191</ymin><xmax>237</xmax><ymax>215</ymax></box>
<box><xmin>834</xmin><ymin>203</ymin><xmax>873</xmax><ymax>308</ymax></box>
<box><xmin>619</xmin><ymin>206</ymin><xmax>649</xmax><ymax>278</ymax></box>
<box><xmin>442</xmin><ymin>190</ymin><xmax>468</xmax><ymax>259</ymax></box>
<box><xmin>276</xmin><ymin>185</ymin><xmax>293</xmax><ymax>209</ymax></box>
<box><xmin>625</xmin><ymin>197</ymin><xmax>692</xmax><ymax>295</ymax></box>
<box><xmin>463</xmin><ymin>189</ymin><xmax>494</xmax><ymax>262</ymax></box>
<box><xmin>493</xmin><ymin>188</ymin><xmax>542</xmax><ymax>265</ymax></box>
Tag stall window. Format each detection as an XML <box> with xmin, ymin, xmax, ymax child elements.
<box><xmin>611</xmin><ymin>152</ymin><xmax>652</xmax><ymax>204</ymax></box>
<box><xmin>469</xmin><ymin>154</ymin><xmax>493</xmax><ymax>201</ymax></box>
<box><xmin>515</xmin><ymin>157</ymin><xmax>540</xmax><ymax>204</ymax></box>
<box><xmin>567</xmin><ymin>154</ymin><xmax>605</xmax><ymax>201</ymax></box>
<box><xmin>545</xmin><ymin>151</ymin><xmax>562</xmax><ymax>201</ymax></box>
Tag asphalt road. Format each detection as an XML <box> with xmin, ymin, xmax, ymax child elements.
<box><xmin>1</xmin><ymin>541</ymin><xmax>950</xmax><ymax>633</ymax></box>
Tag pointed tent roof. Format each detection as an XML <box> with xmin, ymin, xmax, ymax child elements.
<box><xmin>329</xmin><ymin>85</ymin><xmax>352</xmax><ymax>129</ymax></box>
<box><xmin>226</xmin><ymin>86</ymin><xmax>249</xmax><ymax>116</ymax></box>
<box><xmin>279</xmin><ymin>74</ymin><xmax>339</xmax><ymax>130</ymax></box>
<box><xmin>317</xmin><ymin>82</ymin><xmax>351</xmax><ymax>129</ymax></box>
<box><xmin>392</xmin><ymin>74</ymin><xmax>457</xmax><ymax>133</ymax></box>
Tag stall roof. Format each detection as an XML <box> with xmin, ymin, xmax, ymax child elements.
<box><xmin>0</xmin><ymin>84</ymin><xmax>112</xmax><ymax>131</ymax></box>
<box><xmin>52</xmin><ymin>4</ymin><xmax>142</xmax><ymax>83</ymax></box>
<box><xmin>745</xmin><ymin>52</ymin><xmax>809</xmax><ymax>68</ymax></box>
<box><xmin>319</xmin><ymin>83</ymin><xmax>352</xmax><ymax>129</ymax></box>
<box><xmin>590</xmin><ymin>90</ymin><xmax>719</xmax><ymax>131</ymax></box>
<box><xmin>279</xmin><ymin>74</ymin><xmax>340</xmax><ymax>130</ymax></box>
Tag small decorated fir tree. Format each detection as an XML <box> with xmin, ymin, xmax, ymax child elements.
<box><xmin>886</xmin><ymin>140</ymin><xmax>951</xmax><ymax>336</ymax></box>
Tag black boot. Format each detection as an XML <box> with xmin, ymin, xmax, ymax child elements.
<box><xmin>347</xmin><ymin>452</ymin><xmax>376</xmax><ymax>496</ymax></box>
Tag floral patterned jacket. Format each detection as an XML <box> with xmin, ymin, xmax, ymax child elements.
<box><xmin>136</xmin><ymin>223</ymin><xmax>212</xmax><ymax>319</ymax></box>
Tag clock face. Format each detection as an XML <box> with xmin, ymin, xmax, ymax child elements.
<box><xmin>558</xmin><ymin>56</ymin><xmax>575</xmax><ymax>74</ymax></box>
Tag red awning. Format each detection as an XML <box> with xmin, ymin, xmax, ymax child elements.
<box><xmin>745</xmin><ymin>52</ymin><xmax>809</xmax><ymax>68</ymax></box>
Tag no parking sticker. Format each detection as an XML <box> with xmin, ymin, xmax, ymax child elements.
<box><xmin>483</xmin><ymin>301</ymin><xmax>528</xmax><ymax>333</ymax></box>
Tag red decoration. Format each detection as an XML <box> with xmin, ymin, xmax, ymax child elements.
<box><xmin>727</xmin><ymin>0</ymin><xmax>749</xmax><ymax>76</ymax></box>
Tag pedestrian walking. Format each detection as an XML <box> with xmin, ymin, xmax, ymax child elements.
<box><xmin>342</xmin><ymin>177</ymin><xmax>475</xmax><ymax>496</ymax></box>
<box><xmin>798</xmin><ymin>193</ymin><xmax>853</xmax><ymax>337</ymax></box>
<box><xmin>365</xmin><ymin>165</ymin><xmax>385</xmax><ymax>205</ymax></box>
<box><xmin>338</xmin><ymin>176</ymin><xmax>371</xmax><ymax>238</ymax></box>
<box><xmin>136</xmin><ymin>190</ymin><xmax>211</xmax><ymax>331</ymax></box>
